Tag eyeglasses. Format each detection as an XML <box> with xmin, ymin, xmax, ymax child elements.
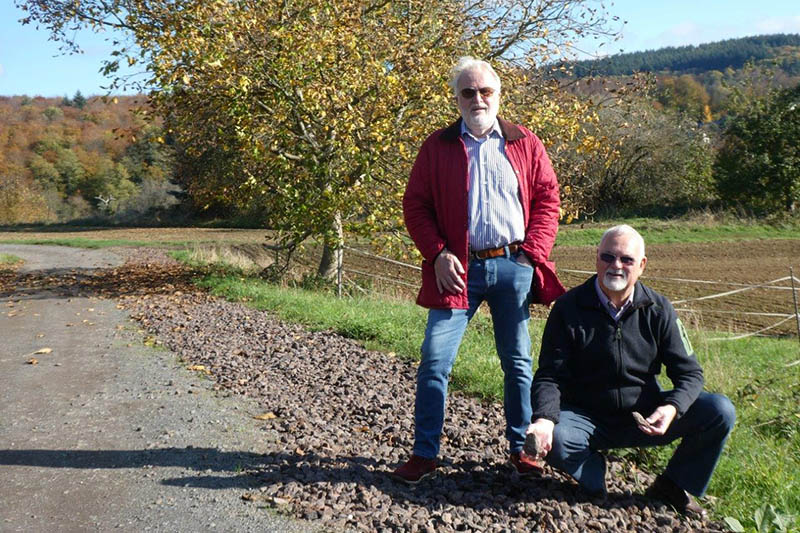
<box><xmin>459</xmin><ymin>87</ymin><xmax>496</xmax><ymax>99</ymax></box>
<box><xmin>599</xmin><ymin>252</ymin><xmax>637</xmax><ymax>266</ymax></box>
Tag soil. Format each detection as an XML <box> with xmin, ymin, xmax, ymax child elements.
<box><xmin>0</xmin><ymin>243</ymin><xmax>736</xmax><ymax>532</ymax></box>
<box><xmin>340</xmin><ymin>239</ymin><xmax>800</xmax><ymax>337</ymax></box>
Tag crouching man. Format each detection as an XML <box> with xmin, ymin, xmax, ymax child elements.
<box><xmin>526</xmin><ymin>224</ymin><xmax>735</xmax><ymax>519</ymax></box>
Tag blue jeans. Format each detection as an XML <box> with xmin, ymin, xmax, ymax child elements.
<box><xmin>547</xmin><ymin>393</ymin><xmax>736</xmax><ymax>496</ymax></box>
<box><xmin>413</xmin><ymin>251</ymin><xmax>534</xmax><ymax>459</ymax></box>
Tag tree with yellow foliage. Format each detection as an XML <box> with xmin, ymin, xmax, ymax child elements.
<box><xmin>17</xmin><ymin>0</ymin><xmax>620</xmax><ymax>276</ymax></box>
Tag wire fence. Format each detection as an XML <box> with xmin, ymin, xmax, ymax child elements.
<box><xmin>338</xmin><ymin>246</ymin><xmax>800</xmax><ymax>343</ymax></box>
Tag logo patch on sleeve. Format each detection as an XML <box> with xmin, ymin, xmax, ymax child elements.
<box><xmin>676</xmin><ymin>318</ymin><xmax>694</xmax><ymax>356</ymax></box>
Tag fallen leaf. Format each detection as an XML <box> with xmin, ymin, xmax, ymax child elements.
<box><xmin>187</xmin><ymin>364</ymin><xmax>211</xmax><ymax>375</ymax></box>
<box><xmin>253</xmin><ymin>412</ymin><xmax>277</xmax><ymax>420</ymax></box>
<box><xmin>32</xmin><ymin>348</ymin><xmax>52</xmax><ymax>355</ymax></box>
<box><xmin>27</xmin><ymin>358</ymin><xmax>38</xmax><ymax>365</ymax></box>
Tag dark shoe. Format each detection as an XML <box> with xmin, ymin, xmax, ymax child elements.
<box><xmin>645</xmin><ymin>474</ymin><xmax>708</xmax><ymax>521</ymax></box>
<box><xmin>391</xmin><ymin>455</ymin><xmax>437</xmax><ymax>485</ymax></box>
<box><xmin>509</xmin><ymin>451</ymin><xmax>544</xmax><ymax>476</ymax></box>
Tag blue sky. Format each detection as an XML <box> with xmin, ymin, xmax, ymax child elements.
<box><xmin>1</xmin><ymin>1</ymin><xmax>799</xmax><ymax>97</ymax></box>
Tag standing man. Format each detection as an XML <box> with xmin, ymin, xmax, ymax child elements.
<box><xmin>393</xmin><ymin>56</ymin><xmax>565</xmax><ymax>484</ymax></box>
<box><xmin>527</xmin><ymin>224</ymin><xmax>735</xmax><ymax>519</ymax></box>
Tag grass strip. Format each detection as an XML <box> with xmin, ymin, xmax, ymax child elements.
<box><xmin>0</xmin><ymin>253</ymin><xmax>23</xmax><ymax>265</ymax></box>
<box><xmin>0</xmin><ymin>237</ymin><xmax>177</xmax><ymax>249</ymax></box>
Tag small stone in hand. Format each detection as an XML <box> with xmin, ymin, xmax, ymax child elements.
<box><xmin>523</xmin><ymin>431</ymin><xmax>543</xmax><ymax>457</ymax></box>
<box><xmin>632</xmin><ymin>411</ymin><xmax>654</xmax><ymax>430</ymax></box>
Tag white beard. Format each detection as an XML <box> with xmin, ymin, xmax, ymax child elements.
<box><xmin>602</xmin><ymin>270</ymin><xmax>628</xmax><ymax>292</ymax></box>
<box><xmin>462</xmin><ymin>109</ymin><xmax>496</xmax><ymax>136</ymax></box>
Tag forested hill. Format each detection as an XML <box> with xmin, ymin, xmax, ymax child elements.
<box><xmin>568</xmin><ymin>33</ymin><xmax>800</xmax><ymax>77</ymax></box>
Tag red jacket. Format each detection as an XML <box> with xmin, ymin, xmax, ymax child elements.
<box><xmin>403</xmin><ymin>117</ymin><xmax>565</xmax><ymax>309</ymax></box>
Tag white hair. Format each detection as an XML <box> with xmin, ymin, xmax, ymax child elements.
<box><xmin>448</xmin><ymin>56</ymin><xmax>501</xmax><ymax>96</ymax></box>
<box><xmin>600</xmin><ymin>224</ymin><xmax>646</xmax><ymax>258</ymax></box>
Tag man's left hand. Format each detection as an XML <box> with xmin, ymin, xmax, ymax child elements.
<box><xmin>639</xmin><ymin>404</ymin><xmax>677</xmax><ymax>436</ymax></box>
<box><xmin>516</xmin><ymin>252</ymin><xmax>533</xmax><ymax>268</ymax></box>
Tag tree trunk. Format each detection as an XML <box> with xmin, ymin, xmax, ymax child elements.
<box><xmin>317</xmin><ymin>212</ymin><xmax>343</xmax><ymax>280</ymax></box>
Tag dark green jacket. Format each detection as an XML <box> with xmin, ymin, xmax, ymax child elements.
<box><xmin>532</xmin><ymin>276</ymin><xmax>704</xmax><ymax>423</ymax></box>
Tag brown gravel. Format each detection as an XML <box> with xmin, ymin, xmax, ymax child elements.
<box><xmin>111</xmin><ymin>252</ymin><xmax>725</xmax><ymax>532</ymax></box>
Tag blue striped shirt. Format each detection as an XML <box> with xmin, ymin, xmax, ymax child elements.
<box><xmin>462</xmin><ymin>120</ymin><xmax>525</xmax><ymax>251</ymax></box>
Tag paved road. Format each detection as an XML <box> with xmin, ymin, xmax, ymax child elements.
<box><xmin>0</xmin><ymin>245</ymin><xmax>319</xmax><ymax>533</ymax></box>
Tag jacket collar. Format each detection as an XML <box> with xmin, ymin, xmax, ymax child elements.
<box><xmin>577</xmin><ymin>275</ymin><xmax>654</xmax><ymax>313</ymax></box>
<box><xmin>440</xmin><ymin>117</ymin><xmax>526</xmax><ymax>143</ymax></box>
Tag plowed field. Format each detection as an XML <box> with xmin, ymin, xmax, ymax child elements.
<box><xmin>2</xmin><ymin>228</ymin><xmax>798</xmax><ymax>337</ymax></box>
<box><xmin>342</xmin><ymin>239</ymin><xmax>800</xmax><ymax>338</ymax></box>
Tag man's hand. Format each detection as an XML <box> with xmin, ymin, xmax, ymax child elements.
<box><xmin>636</xmin><ymin>404</ymin><xmax>677</xmax><ymax>436</ymax></box>
<box><xmin>524</xmin><ymin>418</ymin><xmax>554</xmax><ymax>459</ymax></box>
<box><xmin>516</xmin><ymin>252</ymin><xmax>533</xmax><ymax>268</ymax></box>
<box><xmin>434</xmin><ymin>248</ymin><xmax>466</xmax><ymax>294</ymax></box>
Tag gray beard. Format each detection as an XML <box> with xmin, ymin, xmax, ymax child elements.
<box><xmin>602</xmin><ymin>272</ymin><xmax>628</xmax><ymax>292</ymax></box>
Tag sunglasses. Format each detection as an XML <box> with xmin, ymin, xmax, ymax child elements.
<box><xmin>599</xmin><ymin>252</ymin><xmax>637</xmax><ymax>266</ymax></box>
<box><xmin>459</xmin><ymin>87</ymin><xmax>496</xmax><ymax>99</ymax></box>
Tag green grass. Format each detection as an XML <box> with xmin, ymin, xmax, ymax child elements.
<box><xmin>0</xmin><ymin>237</ymin><xmax>179</xmax><ymax>248</ymax></box>
<box><xmin>0</xmin><ymin>253</ymin><xmax>23</xmax><ymax>265</ymax></box>
<box><xmin>196</xmin><ymin>270</ymin><xmax>799</xmax><ymax>528</ymax></box>
<box><xmin>555</xmin><ymin>216</ymin><xmax>800</xmax><ymax>247</ymax></box>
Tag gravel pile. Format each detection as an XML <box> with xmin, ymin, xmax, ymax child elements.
<box><xmin>121</xmin><ymin>264</ymin><xmax>726</xmax><ymax>532</ymax></box>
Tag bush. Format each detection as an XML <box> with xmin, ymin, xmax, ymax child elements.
<box><xmin>715</xmin><ymin>83</ymin><xmax>800</xmax><ymax>214</ymax></box>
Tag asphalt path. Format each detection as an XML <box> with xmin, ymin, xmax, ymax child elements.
<box><xmin>0</xmin><ymin>244</ymin><xmax>319</xmax><ymax>533</ymax></box>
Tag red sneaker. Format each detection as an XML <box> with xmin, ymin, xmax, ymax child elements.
<box><xmin>391</xmin><ymin>455</ymin><xmax>438</xmax><ymax>484</ymax></box>
<box><xmin>509</xmin><ymin>451</ymin><xmax>544</xmax><ymax>476</ymax></box>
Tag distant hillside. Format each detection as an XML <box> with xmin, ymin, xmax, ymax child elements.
<box><xmin>0</xmin><ymin>95</ymin><xmax>178</xmax><ymax>224</ymax></box>
<box><xmin>568</xmin><ymin>33</ymin><xmax>800</xmax><ymax>77</ymax></box>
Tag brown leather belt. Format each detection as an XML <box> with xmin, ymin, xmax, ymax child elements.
<box><xmin>471</xmin><ymin>243</ymin><xmax>520</xmax><ymax>260</ymax></box>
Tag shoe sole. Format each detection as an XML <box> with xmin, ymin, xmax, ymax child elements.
<box><xmin>509</xmin><ymin>460</ymin><xmax>544</xmax><ymax>477</ymax></box>
<box><xmin>389</xmin><ymin>469</ymin><xmax>437</xmax><ymax>485</ymax></box>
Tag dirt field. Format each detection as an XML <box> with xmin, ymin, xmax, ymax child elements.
<box><xmin>344</xmin><ymin>239</ymin><xmax>800</xmax><ymax>338</ymax></box>
<box><xmin>2</xmin><ymin>228</ymin><xmax>799</xmax><ymax>337</ymax></box>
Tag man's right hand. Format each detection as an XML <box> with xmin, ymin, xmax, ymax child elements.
<box><xmin>434</xmin><ymin>248</ymin><xmax>466</xmax><ymax>294</ymax></box>
<box><xmin>525</xmin><ymin>418</ymin><xmax>555</xmax><ymax>459</ymax></box>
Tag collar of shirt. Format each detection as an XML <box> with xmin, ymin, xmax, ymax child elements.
<box><xmin>460</xmin><ymin>118</ymin><xmax>502</xmax><ymax>141</ymax></box>
<box><xmin>594</xmin><ymin>276</ymin><xmax>635</xmax><ymax>322</ymax></box>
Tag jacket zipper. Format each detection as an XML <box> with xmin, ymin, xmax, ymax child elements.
<box><xmin>615</xmin><ymin>323</ymin><xmax>623</xmax><ymax>410</ymax></box>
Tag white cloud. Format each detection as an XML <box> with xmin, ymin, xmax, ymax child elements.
<box><xmin>654</xmin><ymin>22</ymin><xmax>733</xmax><ymax>49</ymax></box>
<box><xmin>754</xmin><ymin>15</ymin><xmax>800</xmax><ymax>34</ymax></box>
<box><xmin>652</xmin><ymin>16</ymin><xmax>800</xmax><ymax>51</ymax></box>
<box><xmin>0</xmin><ymin>63</ymin><xmax>5</xmax><ymax>77</ymax></box>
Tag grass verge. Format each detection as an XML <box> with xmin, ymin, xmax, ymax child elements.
<box><xmin>0</xmin><ymin>253</ymin><xmax>23</xmax><ymax>265</ymax></box>
<box><xmin>197</xmin><ymin>270</ymin><xmax>798</xmax><ymax>528</ymax></box>
<box><xmin>0</xmin><ymin>237</ymin><xmax>174</xmax><ymax>248</ymax></box>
